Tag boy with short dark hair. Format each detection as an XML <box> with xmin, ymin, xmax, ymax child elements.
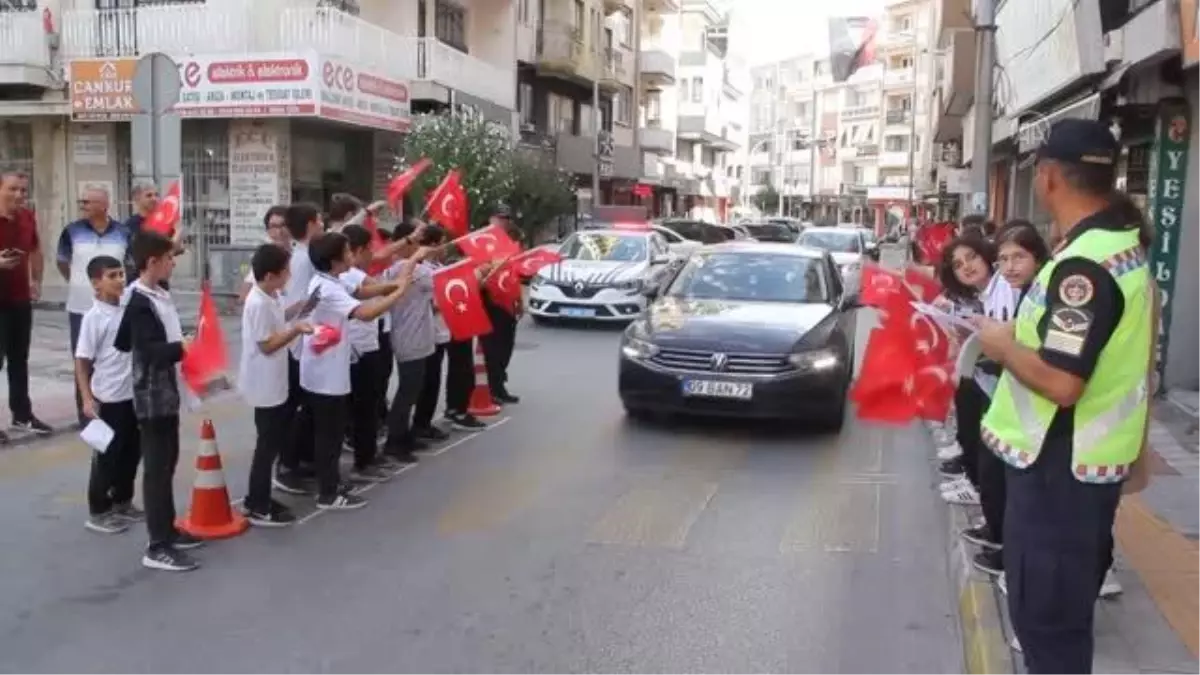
<box><xmin>239</xmin><ymin>243</ymin><xmax>313</xmax><ymax>526</ymax></box>
<box><xmin>114</xmin><ymin>232</ymin><xmax>201</xmax><ymax>572</ymax></box>
<box><xmin>76</xmin><ymin>255</ymin><xmax>142</xmax><ymax>535</ymax></box>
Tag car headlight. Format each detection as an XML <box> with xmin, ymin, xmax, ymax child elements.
<box><xmin>787</xmin><ymin>347</ymin><xmax>840</xmax><ymax>371</ymax></box>
<box><xmin>530</xmin><ymin>274</ymin><xmax>547</xmax><ymax>290</ymax></box>
<box><xmin>614</xmin><ymin>278</ymin><xmax>643</xmax><ymax>293</ymax></box>
<box><xmin>621</xmin><ymin>336</ymin><xmax>659</xmax><ymax>360</ymax></box>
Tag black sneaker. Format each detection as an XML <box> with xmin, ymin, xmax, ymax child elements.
<box><xmin>938</xmin><ymin>457</ymin><xmax>966</xmax><ymax>477</ymax></box>
<box><xmin>112</xmin><ymin>502</ymin><xmax>146</xmax><ymax>523</ymax></box>
<box><xmin>0</xmin><ymin>429</ymin><xmax>8</xmax><ymax>445</ymax></box>
<box><xmin>142</xmin><ymin>545</ymin><xmax>198</xmax><ymax>572</ymax></box>
<box><xmin>273</xmin><ymin>468</ymin><xmax>314</xmax><ymax>495</ymax></box>
<box><xmin>349</xmin><ymin>464</ymin><xmax>392</xmax><ymax>483</ymax></box>
<box><xmin>494</xmin><ymin>391</ymin><xmax>520</xmax><ymax>404</ymax></box>
<box><xmin>960</xmin><ymin>525</ymin><xmax>1002</xmax><ymax>550</ymax></box>
<box><xmin>414</xmin><ymin>426</ymin><xmax>450</xmax><ymax>442</ymax></box>
<box><xmin>448</xmin><ymin>412</ymin><xmax>487</xmax><ymax>430</ymax></box>
<box><xmin>11</xmin><ymin>415</ymin><xmax>52</xmax><ymax>436</ymax></box>
<box><xmin>85</xmin><ymin>512</ymin><xmax>130</xmax><ymax>535</ymax></box>
<box><xmin>247</xmin><ymin>502</ymin><xmax>297</xmax><ymax>527</ymax></box>
<box><xmin>972</xmin><ymin>549</ymin><xmax>1004</xmax><ymax>576</ymax></box>
<box><xmin>172</xmin><ymin>530</ymin><xmax>205</xmax><ymax>550</ymax></box>
<box><xmin>385</xmin><ymin>449</ymin><xmax>420</xmax><ymax>465</ymax></box>
<box><xmin>316</xmin><ymin>490</ymin><xmax>367</xmax><ymax>511</ymax></box>
<box><xmin>372</xmin><ymin>455</ymin><xmax>406</xmax><ymax>473</ymax></box>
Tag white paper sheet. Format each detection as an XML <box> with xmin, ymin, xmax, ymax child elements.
<box><xmin>80</xmin><ymin>418</ymin><xmax>115</xmax><ymax>453</ymax></box>
<box><xmin>911</xmin><ymin>301</ymin><xmax>980</xmax><ymax>334</ymax></box>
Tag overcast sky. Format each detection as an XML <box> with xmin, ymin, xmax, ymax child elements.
<box><xmin>729</xmin><ymin>0</ymin><xmax>885</xmax><ymax>65</ymax></box>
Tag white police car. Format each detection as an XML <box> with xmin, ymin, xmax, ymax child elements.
<box><xmin>527</xmin><ymin>228</ymin><xmax>679</xmax><ymax>322</ymax></box>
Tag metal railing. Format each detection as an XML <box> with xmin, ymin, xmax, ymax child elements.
<box><xmin>0</xmin><ymin>10</ymin><xmax>52</xmax><ymax>69</ymax></box>
<box><xmin>840</xmin><ymin>104</ymin><xmax>879</xmax><ymax>120</ymax></box>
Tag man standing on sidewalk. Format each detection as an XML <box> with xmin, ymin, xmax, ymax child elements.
<box><xmin>479</xmin><ymin>205</ymin><xmax>522</xmax><ymax>404</ymax></box>
<box><xmin>0</xmin><ymin>170</ymin><xmax>49</xmax><ymax>439</ymax></box>
<box><xmin>973</xmin><ymin>120</ymin><xmax>1152</xmax><ymax>674</ymax></box>
<box><xmin>56</xmin><ymin>186</ymin><xmax>131</xmax><ymax>427</ymax></box>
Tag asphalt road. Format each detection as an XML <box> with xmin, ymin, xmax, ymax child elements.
<box><xmin>0</xmin><ymin>292</ymin><xmax>962</xmax><ymax>672</ymax></box>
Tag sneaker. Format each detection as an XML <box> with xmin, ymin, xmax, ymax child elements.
<box><xmin>85</xmin><ymin>512</ymin><xmax>130</xmax><ymax>535</ymax></box>
<box><xmin>0</xmin><ymin>429</ymin><xmax>8</xmax><ymax>445</ymax></box>
<box><xmin>373</xmin><ymin>455</ymin><xmax>407</xmax><ymax>473</ymax></box>
<box><xmin>273</xmin><ymin>468</ymin><xmax>314</xmax><ymax>495</ymax></box>
<box><xmin>112</xmin><ymin>502</ymin><xmax>146</xmax><ymax>523</ymax></box>
<box><xmin>385</xmin><ymin>449</ymin><xmax>420</xmax><ymax>465</ymax></box>
<box><xmin>414</xmin><ymin>426</ymin><xmax>450</xmax><ymax>442</ymax></box>
<box><xmin>1009</xmin><ymin>634</ymin><xmax>1022</xmax><ymax>652</ymax></box>
<box><xmin>939</xmin><ymin>457</ymin><xmax>966</xmax><ymax>477</ymax></box>
<box><xmin>960</xmin><ymin>524</ymin><xmax>1002</xmax><ymax>550</ymax></box>
<box><xmin>246</xmin><ymin>502</ymin><xmax>297</xmax><ymax>527</ymax></box>
<box><xmin>997</xmin><ymin>572</ymin><xmax>1008</xmax><ymax>596</ymax></box>
<box><xmin>11</xmin><ymin>415</ymin><xmax>52</xmax><ymax>436</ymax></box>
<box><xmin>349</xmin><ymin>465</ymin><xmax>392</xmax><ymax>484</ymax></box>
<box><xmin>939</xmin><ymin>476</ymin><xmax>971</xmax><ymax>492</ymax></box>
<box><xmin>141</xmin><ymin>545</ymin><xmax>198</xmax><ymax>572</ymax></box>
<box><xmin>1099</xmin><ymin>569</ymin><xmax>1123</xmax><ymax>598</ymax></box>
<box><xmin>494</xmin><ymin>391</ymin><xmax>520</xmax><ymax>404</ymax></box>
<box><xmin>972</xmin><ymin>549</ymin><xmax>1004</xmax><ymax>576</ymax></box>
<box><xmin>172</xmin><ymin>530</ymin><xmax>205</xmax><ymax>550</ymax></box>
<box><xmin>937</xmin><ymin>442</ymin><xmax>963</xmax><ymax>461</ymax></box>
<box><xmin>316</xmin><ymin>490</ymin><xmax>367</xmax><ymax>511</ymax></box>
<box><xmin>448</xmin><ymin>412</ymin><xmax>487</xmax><ymax>430</ymax></box>
<box><xmin>942</xmin><ymin>483</ymin><xmax>980</xmax><ymax>505</ymax></box>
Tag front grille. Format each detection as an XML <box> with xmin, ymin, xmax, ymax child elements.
<box><xmin>555</xmin><ymin>282</ymin><xmax>602</xmax><ymax>299</ymax></box>
<box><xmin>650</xmin><ymin>347</ymin><xmax>792</xmax><ymax>374</ymax></box>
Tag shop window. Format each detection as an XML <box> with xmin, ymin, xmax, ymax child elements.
<box><xmin>181</xmin><ymin>119</ymin><xmax>232</xmax><ymax>247</ymax></box>
<box><xmin>435</xmin><ymin>0</ymin><xmax>467</xmax><ymax>53</ymax></box>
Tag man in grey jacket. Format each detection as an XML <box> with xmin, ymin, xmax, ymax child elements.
<box><xmin>382</xmin><ymin>222</ymin><xmax>436</xmax><ymax>462</ymax></box>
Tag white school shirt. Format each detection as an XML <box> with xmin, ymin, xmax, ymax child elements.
<box><xmin>284</xmin><ymin>241</ymin><xmax>313</xmax><ymax>358</ymax></box>
<box><xmin>299</xmin><ymin>272</ymin><xmax>362</xmax><ymax>396</ymax></box>
<box><xmin>74</xmin><ymin>299</ymin><xmax>133</xmax><ymax>403</ymax></box>
<box><xmin>238</xmin><ymin>285</ymin><xmax>290</xmax><ymax>408</ymax></box>
<box><xmin>338</xmin><ymin>267</ymin><xmax>380</xmax><ymax>356</ymax></box>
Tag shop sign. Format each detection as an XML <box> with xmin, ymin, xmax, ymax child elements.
<box><xmin>228</xmin><ymin>121</ymin><xmax>282</xmax><ymax>246</ymax></box>
<box><xmin>69</xmin><ymin>59</ymin><xmax>139</xmax><ymax>121</ymax></box>
<box><xmin>1146</xmin><ymin>98</ymin><xmax>1191</xmax><ymax>389</ymax></box>
<box><xmin>177</xmin><ymin>54</ymin><xmax>318</xmax><ymax>118</ymax></box>
<box><xmin>319</xmin><ymin>57</ymin><xmax>411</xmax><ymax>132</ymax></box>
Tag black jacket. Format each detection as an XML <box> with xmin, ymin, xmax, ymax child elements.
<box><xmin>114</xmin><ymin>289</ymin><xmax>184</xmax><ymax>420</ymax></box>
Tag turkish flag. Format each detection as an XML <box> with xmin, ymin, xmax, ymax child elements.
<box><xmin>387</xmin><ymin>158</ymin><xmax>431</xmax><ymax>212</ymax></box>
<box><xmin>310</xmin><ymin>324</ymin><xmax>342</xmax><ymax>355</ymax></box>
<box><xmin>511</xmin><ymin>247</ymin><xmax>563</xmax><ymax>279</ymax></box>
<box><xmin>484</xmin><ymin>262</ymin><xmax>523</xmax><ymax>315</ymax></box>
<box><xmin>426</xmin><ymin>169</ymin><xmax>469</xmax><ymax>238</ymax></box>
<box><xmin>915</xmin><ymin>221</ymin><xmax>955</xmax><ymax>265</ymax></box>
<box><xmin>860</xmin><ymin>263</ymin><xmax>907</xmax><ymax>308</ymax></box>
<box><xmin>180</xmin><ymin>284</ymin><xmax>228</xmax><ymax>395</ymax></box>
<box><xmin>432</xmin><ymin>260</ymin><xmax>493</xmax><ymax>340</ymax></box>
<box><xmin>903</xmin><ymin>266</ymin><xmax>943</xmax><ymax>303</ymax></box>
<box><xmin>364</xmin><ymin>212</ymin><xmax>391</xmax><ymax>277</ymax></box>
<box><xmin>453</xmin><ymin>224</ymin><xmax>520</xmax><ymax>264</ymax></box>
<box><xmin>850</xmin><ymin>328</ymin><xmax>919</xmax><ymax>423</ymax></box>
<box><xmin>143</xmin><ymin>180</ymin><xmax>181</xmax><ymax>236</ymax></box>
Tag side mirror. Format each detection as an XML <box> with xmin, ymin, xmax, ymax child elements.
<box><xmin>651</xmin><ymin>254</ymin><xmax>670</xmax><ymax>265</ymax></box>
<box><xmin>641</xmin><ymin>284</ymin><xmax>660</xmax><ymax>299</ymax></box>
<box><xmin>842</xmin><ymin>291</ymin><xmax>861</xmax><ymax>309</ymax></box>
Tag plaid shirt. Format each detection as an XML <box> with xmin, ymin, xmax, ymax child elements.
<box><xmin>113</xmin><ymin>288</ymin><xmax>184</xmax><ymax>420</ymax></box>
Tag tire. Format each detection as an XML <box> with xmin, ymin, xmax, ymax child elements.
<box><xmin>623</xmin><ymin>404</ymin><xmax>653</xmax><ymax>423</ymax></box>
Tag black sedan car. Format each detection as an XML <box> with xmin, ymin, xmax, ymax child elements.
<box><xmin>618</xmin><ymin>242</ymin><xmax>859</xmax><ymax>430</ymax></box>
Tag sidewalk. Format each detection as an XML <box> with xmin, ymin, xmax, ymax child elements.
<box><xmin>933</xmin><ymin>404</ymin><xmax>1199</xmax><ymax>674</ymax></box>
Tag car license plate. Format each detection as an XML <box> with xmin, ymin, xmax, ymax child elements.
<box><xmin>681</xmin><ymin>379</ymin><xmax>753</xmax><ymax>400</ymax></box>
<box><xmin>561</xmin><ymin>307</ymin><xmax>596</xmax><ymax>318</ymax></box>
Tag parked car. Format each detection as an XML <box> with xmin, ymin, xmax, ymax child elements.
<box><xmin>742</xmin><ymin>221</ymin><xmax>798</xmax><ymax>243</ymax></box>
<box><xmin>796</xmin><ymin>226</ymin><xmax>870</xmax><ymax>292</ymax></box>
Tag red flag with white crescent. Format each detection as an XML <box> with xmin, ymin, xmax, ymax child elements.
<box><xmin>432</xmin><ymin>260</ymin><xmax>492</xmax><ymax>340</ymax></box>
<box><xmin>180</xmin><ymin>284</ymin><xmax>228</xmax><ymax>395</ymax></box>
<box><xmin>511</xmin><ymin>247</ymin><xmax>564</xmax><ymax>279</ymax></box>
<box><xmin>425</xmin><ymin>169</ymin><xmax>469</xmax><ymax>238</ymax></box>
<box><xmin>452</xmin><ymin>224</ymin><xmax>521</xmax><ymax>264</ymax></box>
<box><xmin>484</xmin><ymin>262</ymin><xmax>523</xmax><ymax>315</ymax></box>
<box><xmin>143</xmin><ymin>180</ymin><xmax>181</xmax><ymax>236</ymax></box>
<box><xmin>387</xmin><ymin>158</ymin><xmax>432</xmax><ymax>212</ymax></box>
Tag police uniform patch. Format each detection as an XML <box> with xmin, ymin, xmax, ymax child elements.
<box><xmin>1060</xmin><ymin>274</ymin><xmax>1094</xmax><ymax>307</ymax></box>
<box><xmin>1044</xmin><ymin>308</ymin><xmax>1091</xmax><ymax>356</ymax></box>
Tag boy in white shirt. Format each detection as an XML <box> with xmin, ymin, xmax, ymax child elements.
<box><xmin>239</xmin><ymin>243</ymin><xmax>313</xmax><ymax>526</ymax></box>
<box><xmin>75</xmin><ymin>255</ymin><xmax>141</xmax><ymax>535</ymax></box>
<box><xmin>301</xmin><ymin>232</ymin><xmax>416</xmax><ymax>510</ymax></box>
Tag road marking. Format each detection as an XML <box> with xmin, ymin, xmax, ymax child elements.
<box><xmin>586</xmin><ymin>476</ymin><xmax>719</xmax><ymax>549</ymax></box>
<box><xmin>295</xmin><ymin>416</ymin><xmax>511</xmax><ymax>526</ymax></box>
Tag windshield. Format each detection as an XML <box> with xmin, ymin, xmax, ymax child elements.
<box><xmin>665</xmin><ymin>252</ymin><xmax>829</xmax><ymax>303</ymax></box>
<box><xmin>861</xmin><ymin>229</ymin><xmax>877</xmax><ymax>244</ymax></box>
<box><xmin>559</xmin><ymin>233</ymin><xmax>648</xmax><ymax>262</ymax></box>
<box><xmin>745</xmin><ymin>223</ymin><xmax>795</xmax><ymax>242</ymax></box>
<box><xmin>798</xmin><ymin>230</ymin><xmax>862</xmax><ymax>253</ymax></box>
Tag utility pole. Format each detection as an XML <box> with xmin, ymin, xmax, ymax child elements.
<box><xmin>592</xmin><ymin>75</ymin><xmax>602</xmax><ymax>210</ymax></box>
<box><xmin>906</xmin><ymin>48</ymin><xmax>919</xmax><ymax>229</ymax></box>
<box><xmin>969</xmin><ymin>0</ymin><xmax>996</xmax><ymax>216</ymax></box>
<box><xmin>807</xmin><ymin>68</ymin><xmax>819</xmax><ymax>222</ymax></box>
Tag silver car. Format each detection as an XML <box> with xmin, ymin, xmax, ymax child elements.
<box><xmin>796</xmin><ymin>227</ymin><xmax>868</xmax><ymax>292</ymax></box>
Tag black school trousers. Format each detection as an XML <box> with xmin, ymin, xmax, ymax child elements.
<box><xmin>348</xmin><ymin>348</ymin><xmax>383</xmax><ymax>468</ymax></box>
<box><xmin>246</xmin><ymin>401</ymin><xmax>293</xmax><ymax>513</ymax></box>
<box><xmin>140</xmin><ymin>415</ymin><xmax>180</xmax><ymax>548</ymax></box>
<box><xmin>87</xmin><ymin>400</ymin><xmax>141</xmax><ymax>515</ymax></box>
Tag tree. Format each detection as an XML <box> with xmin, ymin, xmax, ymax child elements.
<box><xmin>506</xmin><ymin>153</ymin><xmax>577</xmax><ymax>243</ymax></box>
<box><xmin>754</xmin><ymin>183</ymin><xmax>781</xmax><ymax>213</ymax></box>
<box><xmin>399</xmin><ymin>112</ymin><xmax>515</xmax><ymax>231</ymax></box>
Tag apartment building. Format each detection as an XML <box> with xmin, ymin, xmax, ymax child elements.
<box><xmin>0</xmin><ymin>0</ymin><xmax>521</xmax><ymax>288</ymax></box>
<box><xmin>514</xmin><ymin>0</ymin><xmax>641</xmax><ymax>212</ymax></box>
<box><xmin>745</xmin><ymin>0</ymin><xmax>937</xmax><ymax>231</ymax></box>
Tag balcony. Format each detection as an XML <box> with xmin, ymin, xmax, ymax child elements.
<box><xmin>537</xmin><ymin>20</ymin><xmax>598</xmax><ymax>85</ymax></box>
<box><xmin>554</xmin><ymin>132</ymin><xmax>640</xmax><ymax>179</ymax></box>
<box><xmin>599</xmin><ymin>48</ymin><xmax>628</xmax><ymax>91</ymax></box>
<box><xmin>59</xmin><ymin>4</ymin><xmax>515</xmax><ymax>110</ymax></box>
<box><xmin>879</xmin><ymin>30</ymin><xmax>916</xmax><ymax>50</ymax></box>
<box><xmin>640</xmin><ymin>48</ymin><xmax>676</xmax><ymax>88</ymax></box>
<box><xmin>856</xmin><ymin>143</ymin><xmax>879</xmax><ymax>157</ymax></box>
<box><xmin>879</xmin><ymin>150</ymin><xmax>910</xmax><ymax>167</ymax></box>
<box><xmin>0</xmin><ymin>10</ymin><xmax>54</xmax><ymax>88</ymax></box>
<box><xmin>934</xmin><ymin>28</ymin><xmax>975</xmax><ymax>142</ymax></box>
<box><xmin>885</xmin><ymin>108</ymin><xmax>913</xmax><ymax>125</ymax></box>
<box><xmin>677</xmin><ymin>115</ymin><xmax>739</xmax><ymax>151</ymax></box>
<box><xmin>884</xmin><ymin>67</ymin><xmax>915</xmax><ymax>89</ymax></box>
<box><xmin>603</xmin><ymin>0</ymin><xmax>633</xmax><ymax>13</ymax></box>
<box><xmin>640</xmin><ymin>119</ymin><xmax>675</xmax><ymax>154</ymax></box>
<box><xmin>840</xmin><ymin>104</ymin><xmax>879</xmax><ymax>120</ymax></box>
<box><xmin>645</xmin><ymin>0</ymin><xmax>681</xmax><ymax>11</ymax></box>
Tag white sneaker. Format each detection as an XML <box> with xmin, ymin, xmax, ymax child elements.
<box><xmin>1099</xmin><ymin>569</ymin><xmax>1123</xmax><ymax>598</ymax></box>
<box><xmin>939</xmin><ymin>476</ymin><xmax>971</xmax><ymax>492</ymax></box>
<box><xmin>942</xmin><ymin>483</ymin><xmax>980</xmax><ymax>505</ymax></box>
<box><xmin>1009</xmin><ymin>634</ymin><xmax>1022</xmax><ymax>652</ymax></box>
<box><xmin>937</xmin><ymin>442</ymin><xmax>963</xmax><ymax>460</ymax></box>
<box><xmin>997</xmin><ymin>572</ymin><xmax>1008</xmax><ymax>596</ymax></box>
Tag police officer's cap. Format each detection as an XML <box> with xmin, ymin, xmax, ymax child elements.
<box><xmin>1035</xmin><ymin>119</ymin><xmax>1119</xmax><ymax>167</ymax></box>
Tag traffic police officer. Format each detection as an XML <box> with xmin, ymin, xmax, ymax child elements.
<box><xmin>972</xmin><ymin>119</ymin><xmax>1153</xmax><ymax>674</ymax></box>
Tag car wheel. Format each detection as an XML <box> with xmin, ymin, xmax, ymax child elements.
<box><xmin>623</xmin><ymin>404</ymin><xmax>654</xmax><ymax>423</ymax></box>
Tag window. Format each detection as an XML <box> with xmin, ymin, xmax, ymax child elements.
<box><xmin>885</xmin><ymin>135</ymin><xmax>909</xmax><ymax>152</ymax></box>
<box><xmin>851</xmin><ymin>166</ymin><xmax>865</xmax><ymax>183</ymax></box>
<box><xmin>518</xmin><ymin>0</ymin><xmax>530</xmax><ymax>24</ymax></box>
<box><xmin>891</xmin><ymin>15</ymin><xmax>912</xmax><ymax>32</ymax></box>
<box><xmin>613</xmin><ymin>8</ymin><xmax>632</xmax><ymax>46</ymax></box>
<box><xmin>914</xmin><ymin>135</ymin><xmax>922</xmax><ymax>152</ymax></box>
<box><xmin>573</xmin><ymin>0</ymin><xmax>584</xmax><ymax>30</ymax></box>
<box><xmin>792</xmin><ymin>101</ymin><xmax>809</xmax><ymax>120</ymax></box>
<box><xmin>644</xmin><ymin>90</ymin><xmax>662</xmax><ymax>122</ymax></box>
<box><xmin>614</xmin><ymin>85</ymin><xmax>633</xmax><ymax>126</ymax></box>
<box><xmin>549</xmin><ymin>93</ymin><xmax>575</xmax><ymax>135</ymax></box>
<box><xmin>752</xmin><ymin>168</ymin><xmax>770</xmax><ymax>185</ymax></box>
<box><xmin>679</xmin><ymin>79</ymin><xmax>689</xmax><ymax>102</ymax></box>
<box><xmin>0</xmin><ymin>0</ymin><xmax>36</xmax><ymax>9</ymax></box>
<box><xmin>814</xmin><ymin>61</ymin><xmax>827</xmax><ymax>76</ymax></box>
<box><xmin>434</xmin><ymin>0</ymin><xmax>467</xmax><ymax>52</ymax></box>
<box><xmin>691</xmin><ymin>77</ymin><xmax>702</xmax><ymax>103</ymax></box>
<box><xmin>518</xmin><ymin>83</ymin><xmax>534</xmax><ymax>126</ymax></box>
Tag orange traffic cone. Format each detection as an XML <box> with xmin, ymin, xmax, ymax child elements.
<box><xmin>177</xmin><ymin>419</ymin><xmax>248</xmax><ymax>539</ymax></box>
<box><xmin>467</xmin><ymin>339</ymin><xmax>501</xmax><ymax>417</ymax></box>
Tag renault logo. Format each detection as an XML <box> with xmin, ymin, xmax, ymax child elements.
<box><xmin>573</xmin><ymin>281</ymin><xmax>585</xmax><ymax>294</ymax></box>
<box><xmin>710</xmin><ymin>353</ymin><xmax>728</xmax><ymax>371</ymax></box>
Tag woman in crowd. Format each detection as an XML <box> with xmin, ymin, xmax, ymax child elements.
<box><xmin>959</xmin><ymin>220</ymin><xmax>1050</xmax><ymax>576</ymax></box>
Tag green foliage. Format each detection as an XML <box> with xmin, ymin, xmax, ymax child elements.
<box><xmin>506</xmin><ymin>152</ymin><xmax>577</xmax><ymax>243</ymax></box>
<box><xmin>753</xmin><ymin>182</ymin><xmax>781</xmax><ymax>213</ymax></box>
<box><xmin>399</xmin><ymin>112</ymin><xmax>515</xmax><ymax>231</ymax></box>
